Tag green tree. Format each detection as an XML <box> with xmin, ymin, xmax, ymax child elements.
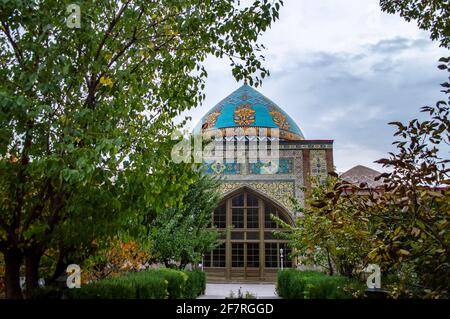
<box><xmin>367</xmin><ymin>58</ymin><xmax>449</xmax><ymax>297</ymax></box>
<box><xmin>150</xmin><ymin>172</ymin><xmax>222</xmax><ymax>270</ymax></box>
<box><xmin>281</xmin><ymin>176</ymin><xmax>374</xmax><ymax>278</ymax></box>
<box><xmin>280</xmin><ymin>0</ymin><xmax>449</xmax><ymax>297</ymax></box>
<box><xmin>284</xmin><ymin>61</ymin><xmax>449</xmax><ymax>297</ymax></box>
<box><xmin>376</xmin><ymin>0</ymin><xmax>449</xmax><ymax>298</ymax></box>
<box><xmin>0</xmin><ymin>0</ymin><xmax>282</xmax><ymax>298</ymax></box>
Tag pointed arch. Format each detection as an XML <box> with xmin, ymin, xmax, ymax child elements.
<box><xmin>219</xmin><ymin>185</ymin><xmax>295</xmax><ymax>226</ymax></box>
<box><xmin>205</xmin><ymin>187</ymin><xmax>296</xmax><ymax>282</ymax></box>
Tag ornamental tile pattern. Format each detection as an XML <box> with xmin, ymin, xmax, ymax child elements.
<box><xmin>249</xmin><ymin>158</ymin><xmax>293</xmax><ymax>175</ymax></box>
<box><xmin>269</xmin><ymin>106</ymin><xmax>290</xmax><ymax>131</ymax></box>
<box><xmin>194</xmin><ymin>84</ymin><xmax>305</xmax><ymax>140</ymax></box>
<box><xmin>203</xmin><ymin>162</ymin><xmax>241</xmax><ymax>175</ymax></box>
<box><xmin>220</xmin><ymin>149</ymin><xmax>305</xmax><ymax>215</ymax></box>
<box><xmin>220</xmin><ymin>181</ymin><xmax>296</xmax><ymax>213</ymax></box>
<box><xmin>233</xmin><ymin>104</ymin><xmax>256</xmax><ymax>126</ymax></box>
<box><xmin>310</xmin><ymin>150</ymin><xmax>327</xmax><ymax>180</ymax></box>
<box><xmin>203</xmin><ymin>110</ymin><xmax>221</xmax><ymax>130</ymax></box>
<box><xmin>283</xmin><ymin>149</ymin><xmax>305</xmax><ymax>207</ymax></box>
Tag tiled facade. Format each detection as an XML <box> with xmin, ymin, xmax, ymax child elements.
<box><xmin>204</xmin><ymin>140</ymin><xmax>332</xmax><ymax>218</ymax></box>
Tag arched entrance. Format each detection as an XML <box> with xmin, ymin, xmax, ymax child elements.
<box><xmin>204</xmin><ymin>188</ymin><xmax>294</xmax><ymax>282</ymax></box>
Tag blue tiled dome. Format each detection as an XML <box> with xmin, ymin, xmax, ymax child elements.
<box><xmin>194</xmin><ymin>84</ymin><xmax>304</xmax><ymax>140</ymax></box>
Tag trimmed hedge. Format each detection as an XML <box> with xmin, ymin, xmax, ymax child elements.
<box><xmin>155</xmin><ymin>268</ymin><xmax>187</xmax><ymax>299</ymax></box>
<box><xmin>277</xmin><ymin>270</ymin><xmax>364</xmax><ymax>299</ymax></box>
<box><xmin>32</xmin><ymin>269</ymin><xmax>207</xmax><ymax>299</ymax></box>
<box><xmin>70</xmin><ymin>270</ymin><xmax>169</xmax><ymax>299</ymax></box>
<box><xmin>183</xmin><ymin>270</ymin><xmax>207</xmax><ymax>299</ymax></box>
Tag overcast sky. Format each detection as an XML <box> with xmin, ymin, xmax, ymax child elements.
<box><xmin>178</xmin><ymin>0</ymin><xmax>449</xmax><ymax>173</ymax></box>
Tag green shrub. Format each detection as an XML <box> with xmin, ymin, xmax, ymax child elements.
<box><xmin>67</xmin><ymin>272</ymin><xmax>165</xmax><ymax>299</ymax></box>
<box><xmin>277</xmin><ymin>270</ymin><xmax>363</xmax><ymax>299</ymax></box>
<box><xmin>31</xmin><ymin>268</ymin><xmax>207</xmax><ymax>299</ymax></box>
<box><xmin>152</xmin><ymin>268</ymin><xmax>188</xmax><ymax>299</ymax></box>
<box><xmin>32</xmin><ymin>271</ymin><xmax>167</xmax><ymax>299</ymax></box>
<box><xmin>129</xmin><ymin>272</ymin><xmax>169</xmax><ymax>299</ymax></box>
<box><xmin>183</xmin><ymin>270</ymin><xmax>207</xmax><ymax>298</ymax></box>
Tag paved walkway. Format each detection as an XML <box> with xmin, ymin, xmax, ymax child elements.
<box><xmin>198</xmin><ymin>283</ymin><xmax>279</xmax><ymax>299</ymax></box>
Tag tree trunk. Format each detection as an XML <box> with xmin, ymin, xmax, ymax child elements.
<box><xmin>25</xmin><ymin>248</ymin><xmax>43</xmax><ymax>298</ymax></box>
<box><xmin>52</xmin><ymin>247</ymin><xmax>67</xmax><ymax>282</ymax></box>
<box><xmin>4</xmin><ymin>248</ymin><xmax>23</xmax><ymax>299</ymax></box>
<box><xmin>325</xmin><ymin>248</ymin><xmax>334</xmax><ymax>276</ymax></box>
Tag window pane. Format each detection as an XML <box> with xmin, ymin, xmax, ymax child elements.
<box><xmin>231</xmin><ymin>232</ymin><xmax>244</xmax><ymax>240</ymax></box>
<box><xmin>278</xmin><ymin>212</ymin><xmax>290</xmax><ymax>225</ymax></box>
<box><xmin>247</xmin><ymin>208</ymin><xmax>259</xmax><ymax>228</ymax></box>
<box><xmin>212</xmin><ymin>243</ymin><xmax>226</xmax><ymax>267</ymax></box>
<box><xmin>232</xmin><ymin>194</ymin><xmax>244</xmax><ymax>206</ymax></box>
<box><xmin>265</xmin><ymin>243</ymin><xmax>278</xmax><ymax>268</ymax></box>
<box><xmin>264</xmin><ymin>231</ymin><xmax>277</xmax><ymax>240</ymax></box>
<box><xmin>232</xmin><ymin>208</ymin><xmax>244</xmax><ymax>228</ymax></box>
<box><xmin>213</xmin><ymin>203</ymin><xmax>226</xmax><ymax>228</ymax></box>
<box><xmin>247</xmin><ymin>243</ymin><xmax>259</xmax><ymax>268</ymax></box>
<box><xmin>280</xmin><ymin>243</ymin><xmax>292</xmax><ymax>268</ymax></box>
<box><xmin>232</xmin><ymin>243</ymin><xmax>244</xmax><ymax>267</ymax></box>
<box><xmin>203</xmin><ymin>251</ymin><xmax>211</xmax><ymax>267</ymax></box>
<box><xmin>246</xmin><ymin>231</ymin><xmax>259</xmax><ymax>240</ymax></box>
<box><xmin>247</xmin><ymin>193</ymin><xmax>259</xmax><ymax>207</ymax></box>
<box><xmin>210</xmin><ymin>191</ymin><xmax>295</xmax><ymax>273</ymax></box>
<box><xmin>265</xmin><ymin>204</ymin><xmax>278</xmax><ymax>228</ymax></box>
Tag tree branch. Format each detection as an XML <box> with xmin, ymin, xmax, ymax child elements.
<box><xmin>0</xmin><ymin>20</ymin><xmax>24</xmax><ymax>65</ymax></box>
<box><xmin>93</xmin><ymin>0</ymin><xmax>131</xmax><ymax>62</ymax></box>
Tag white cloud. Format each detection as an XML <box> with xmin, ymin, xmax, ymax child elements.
<box><xmin>334</xmin><ymin>142</ymin><xmax>386</xmax><ymax>173</ymax></box>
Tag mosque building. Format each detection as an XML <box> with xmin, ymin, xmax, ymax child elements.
<box><xmin>194</xmin><ymin>83</ymin><xmax>334</xmax><ymax>281</ymax></box>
